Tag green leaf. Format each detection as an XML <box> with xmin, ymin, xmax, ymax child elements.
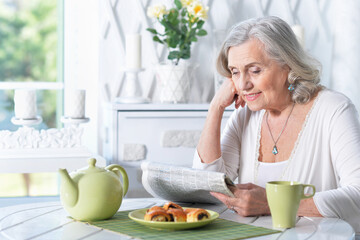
<box><xmin>161</xmin><ymin>17</ymin><xmax>182</xmax><ymax>35</ymax></box>
<box><xmin>196</xmin><ymin>29</ymin><xmax>207</xmax><ymax>36</ymax></box>
<box><xmin>181</xmin><ymin>25</ymin><xmax>187</xmax><ymax>33</ymax></box>
<box><xmin>181</xmin><ymin>8</ymin><xmax>186</xmax><ymax>17</ymax></box>
<box><xmin>196</xmin><ymin>20</ymin><xmax>204</xmax><ymax>29</ymax></box>
<box><xmin>180</xmin><ymin>48</ymin><xmax>191</xmax><ymax>59</ymax></box>
<box><xmin>173</xmin><ymin>19</ymin><xmax>180</xmax><ymax>26</ymax></box>
<box><xmin>174</xmin><ymin>0</ymin><xmax>182</xmax><ymax>9</ymax></box>
<box><xmin>191</xmin><ymin>36</ymin><xmax>198</xmax><ymax>42</ymax></box>
<box><xmin>168</xmin><ymin>50</ymin><xmax>180</xmax><ymax>60</ymax></box>
<box><xmin>153</xmin><ymin>36</ymin><xmax>163</xmax><ymax>44</ymax></box>
<box><xmin>168</xmin><ymin>34</ymin><xmax>180</xmax><ymax>48</ymax></box>
<box><xmin>168</xmin><ymin>8</ymin><xmax>179</xmax><ymax>23</ymax></box>
<box><xmin>189</xmin><ymin>28</ymin><xmax>196</xmax><ymax>39</ymax></box>
<box><xmin>146</xmin><ymin>28</ymin><xmax>157</xmax><ymax>34</ymax></box>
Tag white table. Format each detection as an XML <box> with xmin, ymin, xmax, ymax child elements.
<box><xmin>0</xmin><ymin>198</ymin><xmax>355</xmax><ymax>240</ymax></box>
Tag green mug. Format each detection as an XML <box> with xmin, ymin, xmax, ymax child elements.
<box><xmin>266</xmin><ymin>181</ymin><xmax>316</xmax><ymax>229</ymax></box>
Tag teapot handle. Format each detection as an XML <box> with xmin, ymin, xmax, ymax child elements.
<box><xmin>106</xmin><ymin>164</ymin><xmax>129</xmax><ymax>197</ymax></box>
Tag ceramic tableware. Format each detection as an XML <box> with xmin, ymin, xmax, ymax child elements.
<box><xmin>266</xmin><ymin>181</ymin><xmax>315</xmax><ymax>229</ymax></box>
<box><xmin>128</xmin><ymin>207</ymin><xmax>219</xmax><ymax>230</ymax></box>
<box><xmin>59</xmin><ymin>158</ymin><xmax>129</xmax><ymax>221</ymax></box>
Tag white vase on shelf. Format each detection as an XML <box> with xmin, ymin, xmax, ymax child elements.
<box><xmin>155</xmin><ymin>62</ymin><xmax>197</xmax><ymax>104</ymax></box>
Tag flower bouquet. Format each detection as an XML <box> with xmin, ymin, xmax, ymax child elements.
<box><xmin>146</xmin><ymin>0</ymin><xmax>209</xmax><ymax>103</ymax></box>
<box><xmin>147</xmin><ymin>0</ymin><xmax>208</xmax><ymax>65</ymax></box>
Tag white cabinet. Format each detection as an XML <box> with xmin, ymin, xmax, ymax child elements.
<box><xmin>102</xmin><ymin>103</ymin><xmax>234</xmax><ymax>197</ymax></box>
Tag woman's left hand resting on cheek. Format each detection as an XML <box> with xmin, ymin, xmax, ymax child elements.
<box><xmin>210</xmin><ymin>183</ymin><xmax>270</xmax><ymax>216</ymax></box>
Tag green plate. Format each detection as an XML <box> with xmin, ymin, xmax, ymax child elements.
<box><xmin>128</xmin><ymin>207</ymin><xmax>219</xmax><ymax>230</ymax></box>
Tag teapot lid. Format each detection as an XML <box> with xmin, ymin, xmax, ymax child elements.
<box><xmin>78</xmin><ymin>158</ymin><xmax>105</xmax><ymax>174</ymax></box>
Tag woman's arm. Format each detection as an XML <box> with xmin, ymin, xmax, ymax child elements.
<box><xmin>313</xmin><ymin>100</ymin><xmax>360</xmax><ymax>228</ymax></box>
<box><xmin>298</xmin><ymin>198</ymin><xmax>322</xmax><ymax>217</ymax></box>
<box><xmin>196</xmin><ymin>102</ymin><xmax>225</xmax><ymax>163</ymax></box>
<box><xmin>197</xmin><ymin>78</ymin><xmax>244</xmax><ymax>164</ymax></box>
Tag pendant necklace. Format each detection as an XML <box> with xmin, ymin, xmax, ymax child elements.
<box><xmin>265</xmin><ymin>102</ymin><xmax>296</xmax><ymax>155</ymax></box>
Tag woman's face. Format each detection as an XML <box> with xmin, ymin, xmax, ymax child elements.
<box><xmin>228</xmin><ymin>38</ymin><xmax>290</xmax><ymax>112</ymax></box>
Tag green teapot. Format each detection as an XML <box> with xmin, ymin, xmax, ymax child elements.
<box><xmin>58</xmin><ymin>158</ymin><xmax>129</xmax><ymax>221</ymax></box>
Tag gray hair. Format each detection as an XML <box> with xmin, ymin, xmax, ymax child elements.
<box><xmin>216</xmin><ymin>16</ymin><xmax>322</xmax><ymax>104</ymax></box>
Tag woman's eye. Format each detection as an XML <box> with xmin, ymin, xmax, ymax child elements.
<box><xmin>250</xmin><ymin>67</ymin><xmax>261</xmax><ymax>74</ymax></box>
<box><xmin>231</xmin><ymin>70</ymin><xmax>239</xmax><ymax>76</ymax></box>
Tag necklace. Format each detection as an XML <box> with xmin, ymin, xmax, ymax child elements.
<box><xmin>265</xmin><ymin>102</ymin><xmax>295</xmax><ymax>155</ymax></box>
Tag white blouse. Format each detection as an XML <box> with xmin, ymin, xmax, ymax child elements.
<box><xmin>256</xmin><ymin>161</ymin><xmax>289</xmax><ymax>188</ymax></box>
<box><xmin>193</xmin><ymin>89</ymin><xmax>360</xmax><ymax>233</ymax></box>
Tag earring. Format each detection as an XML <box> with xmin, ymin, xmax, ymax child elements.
<box><xmin>288</xmin><ymin>84</ymin><xmax>295</xmax><ymax>91</ymax></box>
<box><xmin>287</xmin><ymin>70</ymin><xmax>299</xmax><ymax>92</ymax></box>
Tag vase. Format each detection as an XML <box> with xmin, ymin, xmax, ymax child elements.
<box><xmin>155</xmin><ymin>63</ymin><xmax>195</xmax><ymax>103</ymax></box>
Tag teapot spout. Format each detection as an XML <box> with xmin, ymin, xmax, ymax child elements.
<box><xmin>58</xmin><ymin>168</ymin><xmax>78</xmax><ymax>207</ymax></box>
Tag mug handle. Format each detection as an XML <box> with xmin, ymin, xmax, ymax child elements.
<box><xmin>106</xmin><ymin>164</ymin><xmax>129</xmax><ymax>197</ymax></box>
<box><xmin>301</xmin><ymin>184</ymin><xmax>316</xmax><ymax>199</ymax></box>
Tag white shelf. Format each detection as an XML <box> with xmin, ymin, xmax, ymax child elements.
<box><xmin>109</xmin><ymin>103</ymin><xmax>236</xmax><ymax>111</ymax></box>
<box><xmin>0</xmin><ymin>149</ymin><xmax>106</xmax><ymax>174</ymax></box>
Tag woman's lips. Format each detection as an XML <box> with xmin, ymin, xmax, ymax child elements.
<box><xmin>244</xmin><ymin>92</ymin><xmax>261</xmax><ymax>101</ymax></box>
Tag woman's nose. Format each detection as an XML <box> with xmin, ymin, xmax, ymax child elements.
<box><xmin>237</xmin><ymin>74</ymin><xmax>252</xmax><ymax>91</ymax></box>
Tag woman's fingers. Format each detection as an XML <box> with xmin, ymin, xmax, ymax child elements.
<box><xmin>210</xmin><ymin>191</ymin><xmax>250</xmax><ymax>216</ymax></box>
<box><xmin>210</xmin><ymin>192</ymin><xmax>240</xmax><ymax>209</ymax></box>
<box><xmin>240</xmin><ymin>99</ymin><xmax>246</xmax><ymax>108</ymax></box>
<box><xmin>211</xmin><ymin>184</ymin><xmax>270</xmax><ymax>216</ymax></box>
<box><xmin>234</xmin><ymin>93</ymin><xmax>245</xmax><ymax>109</ymax></box>
<box><xmin>215</xmin><ymin>78</ymin><xmax>239</xmax><ymax>108</ymax></box>
<box><xmin>234</xmin><ymin>94</ymin><xmax>241</xmax><ymax>109</ymax></box>
<box><xmin>235</xmin><ymin>183</ymin><xmax>256</xmax><ymax>190</ymax></box>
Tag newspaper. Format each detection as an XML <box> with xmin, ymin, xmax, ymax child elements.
<box><xmin>141</xmin><ymin>161</ymin><xmax>235</xmax><ymax>204</ymax></box>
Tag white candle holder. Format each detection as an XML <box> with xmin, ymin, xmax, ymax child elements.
<box><xmin>115</xmin><ymin>68</ymin><xmax>149</xmax><ymax>104</ymax></box>
<box><xmin>61</xmin><ymin>116</ymin><xmax>90</xmax><ymax>126</ymax></box>
<box><xmin>11</xmin><ymin>116</ymin><xmax>43</xmax><ymax>127</ymax></box>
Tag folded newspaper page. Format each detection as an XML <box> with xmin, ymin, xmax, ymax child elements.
<box><xmin>141</xmin><ymin>161</ymin><xmax>235</xmax><ymax>204</ymax></box>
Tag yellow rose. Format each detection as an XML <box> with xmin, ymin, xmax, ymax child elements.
<box><xmin>187</xmin><ymin>1</ymin><xmax>208</xmax><ymax>20</ymax></box>
<box><xmin>147</xmin><ymin>4</ymin><xmax>166</xmax><ymax>19</ymax></box>
<box><xmin>181</xmin><ymin>0</ymin><xmax>195</xmax><ymax>7</ymax></box>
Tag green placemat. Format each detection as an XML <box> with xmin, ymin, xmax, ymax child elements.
<box><xmin>90</xmin><ymin>210</ymin><xmax>281</xmax><ymax>240</ymax></box>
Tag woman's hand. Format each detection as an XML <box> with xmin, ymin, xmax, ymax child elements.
<box><xmin>212</xmin><ymin>78</ymin><xmax>245</xmax><ymax>110</ymax></box>
<box><xmin>210</xmin><ymin>183</ymin><xmax>270</xmax><ymax>216</ymax></box>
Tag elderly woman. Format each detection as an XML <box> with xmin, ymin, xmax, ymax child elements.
<box><xmin>193</xmin><ymin>16</ymin><xmax>360</xmax><ymax>232</ymax></box>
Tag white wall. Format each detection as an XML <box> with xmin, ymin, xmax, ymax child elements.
<box><xmin>64</xmin><ymin>0</ymin><xmax>99</xmax><ymax>152</ymax></box>
<box><xmin>331</xmin><ymin>0</ymin><xmax>360</xmax><ymax>109</ymax></box>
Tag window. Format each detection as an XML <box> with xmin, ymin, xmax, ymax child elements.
<box><xmin>0</xmin><ymin>0</ymin><xmax>63</xmax><ymax>198</ymax></box>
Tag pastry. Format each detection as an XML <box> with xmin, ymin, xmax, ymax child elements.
<box><xmin>184</xmin><ymin>208</ymin><xmax>196</xmax><ymax>214</ymax></box>
<box><xmin>144</xmin><ymin>202</ymin><xmax>211</xmax><ymax>222</ymax></box>
<box><xmin>144</xmin><ymin>210</ymin><xmax>171</xmax><ymax>222</ymax></box>
<box><xmin>146</xmin><ymin>206</ymin><xmax>165</xmax><ymax>213</ymax></box>
<box><xmin>163</xmin><ymin>201</ymin><xmax>183</xmax><ymax>211</ymax></box>
<box><xmin>186</xmin><ymin>208</ymin><xmax>210</xmax><ymax>222</ymax></box>
<box><xmin>166</xmin><ymin>208</ymin><xmax>187</xmax><ymax>222</ymax></box>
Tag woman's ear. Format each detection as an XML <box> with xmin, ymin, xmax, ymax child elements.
<box><xmin>282</xmin><ymin>64</ymin><xmax>291</xmax><ymax>72</ymax></box>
